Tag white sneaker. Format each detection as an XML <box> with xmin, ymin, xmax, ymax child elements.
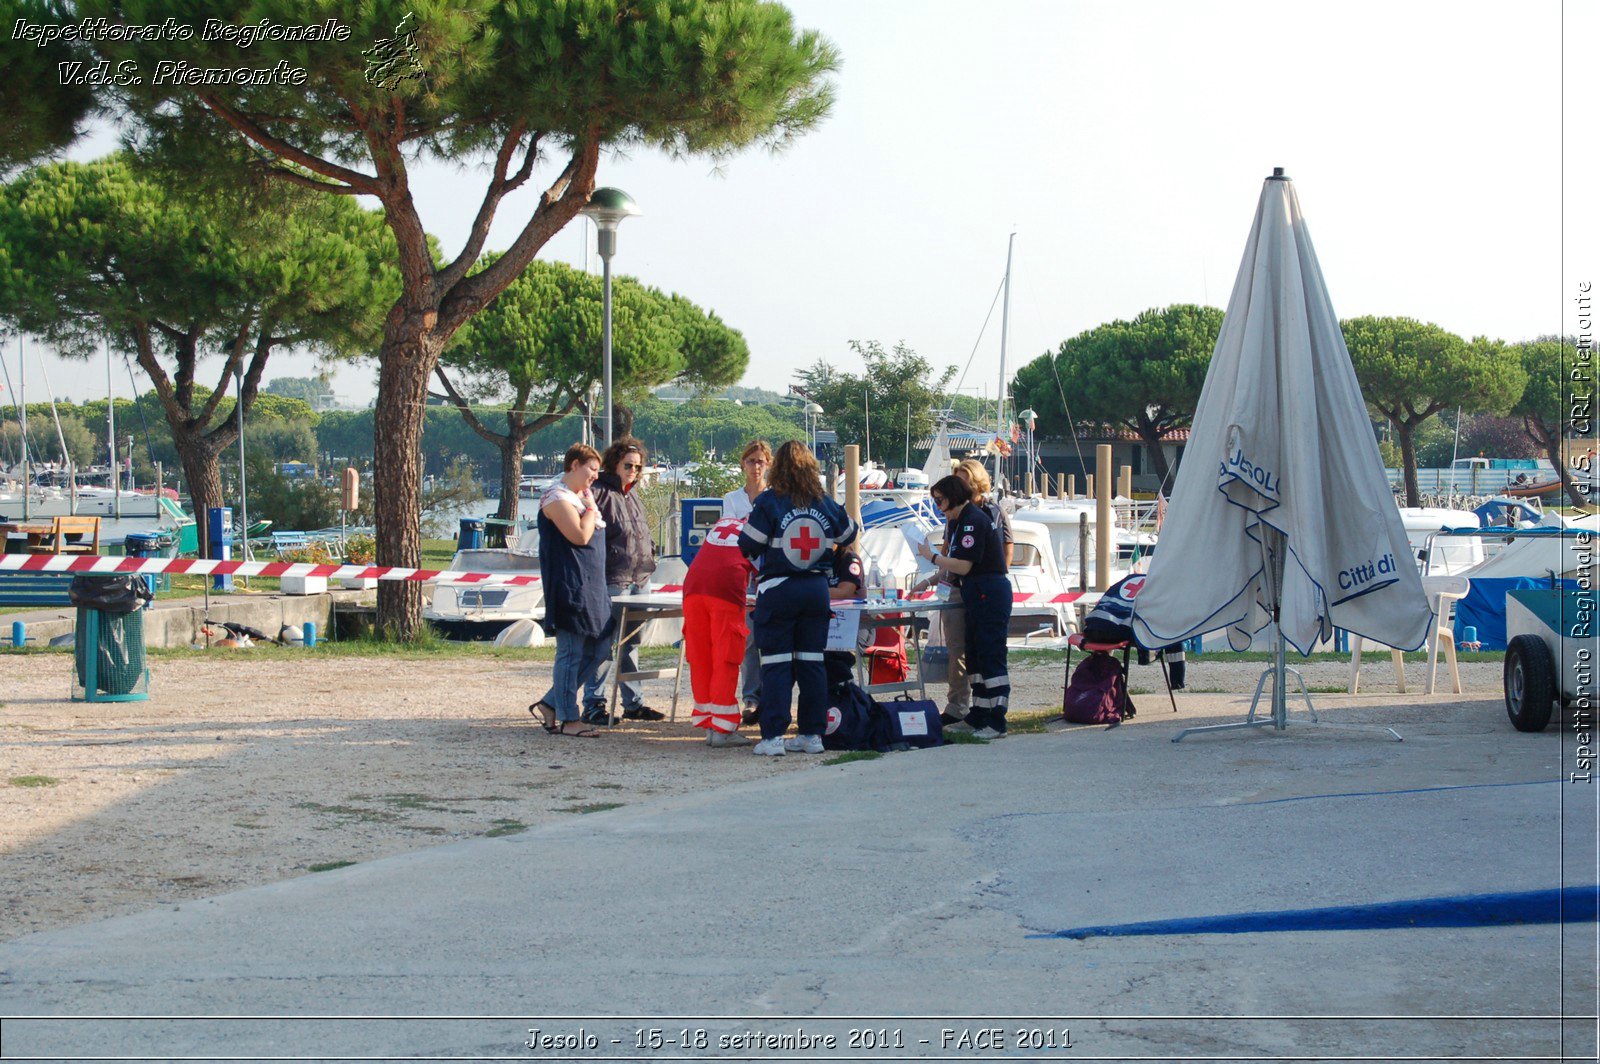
<box><xmin>783</xmin><ymin>734</ymin><xmax>825</xmax><ymax>754</ymax></box>
<box><xmin>752</xmin><ymin>737</ymin><xmax>787</xmax><ymax>757</ymax></box>
<box><xmin>943</xmin><ymin>720</ymin><xmax>975</xmax><ymax>734</ymax></box>
<box><xmin>708</xmin><ymin>729</ymin><xmax>751</xmax><ymax>747</ymax></box>
<box><xmin>972</xmin><ymin>726</ymin><xmax>1005</xmax><ymax>740</ymax></box>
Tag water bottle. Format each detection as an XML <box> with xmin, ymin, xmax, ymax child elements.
<box><xmin>865</xmin><ymin>557</ymin><xmax>883</xmax><ymax>601</ymax></box>
<box><xmin>883</xmin><ymin>568</ymin><xmax>900</xmax><ymax>601</ymax></box>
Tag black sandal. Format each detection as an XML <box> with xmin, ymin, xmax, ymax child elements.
<box><xmin>528</xmin><ymin>702</ymin><xmax>558</xmax><ymax>733</ymax></box>
<box><xmin>553</xmin><ymin>721</ymin><xmax>601</xmax><ymax>738</ymax></box>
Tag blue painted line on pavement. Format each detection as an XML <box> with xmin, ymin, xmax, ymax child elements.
<box><xmin>1238</xmin><ymin>779</ymin><xmax>1561</xmax><ymax>806</ymax></box>
<box><xmin>1032</xmin><ymin>886</ymin><xmax>1600</xmax><ymax>940</ymax></box>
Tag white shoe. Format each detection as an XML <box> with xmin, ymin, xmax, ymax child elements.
<box><xmin>943</xmin><ymin>720</ymin><xmax>975</xmax><ymax>734</ymax></box>
<box><xmin>708</xmin><ymin>729</ymin><xmax>751</xmax><ymax>747</ymax></box>
<box><xmin>783</xmin><ymin>734</ymin><xmax>825</xmax><ymax>754</ymax></box>
<box><xmin>752</xmin><ymin>737</ymin><xmax>787</xmax><ymax>757</ymax></box>
<box><xmin>972</xmin><ymin>726</ymin><xmax>1005</xmax><ymax>740</ymax></box>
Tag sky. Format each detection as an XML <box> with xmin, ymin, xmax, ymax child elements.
<box><xmin>12</xmin><ymin>0</ymin><xmax>1596</xmax><ymax>413</ymax></box>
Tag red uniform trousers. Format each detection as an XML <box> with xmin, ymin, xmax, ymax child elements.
<box><xmin>684</xmin><ymin>594</ymin><xmax>747</xmax><ymax>733</ymax></box>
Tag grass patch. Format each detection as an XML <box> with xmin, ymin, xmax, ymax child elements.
<box><xmin>308</xmin><ymin>860</ymin><xmax>356</xmax><ymax>873</ymax></box>
<box><xmin>590</xmin><ymin>782</ymin><xmax>624</xmax><ymax>790</ymax></box>
<box><xmin>942</xmin><ymin>730</ymin><xmax>985</xmax><ymax>745</ymax></box>
<box><xmin>294</xmin><ymin>800</ymin><xmax>398</xmax><ymax>824</ymax></box>
<box><xmin>1006</xmin><ymin>710</ymin><xmax>1057</xmax><ymax>735</ymax></box>
<box><xmin>821</xmin><ymin>750</ymin><xmax>882</xmax><ymax>766</ymax></box>
<box><xmin>8</xmin><ymin>774</ymin><xmax>59</xmax><ymax>787</ymax></box>
<box><xmin>484</xmin><ymin>818</ymin><xmax>528</xmax><ymax>837</ymax></box>
<box><xmin>559</xmin><ymin>801</ymin><xmax>625</xmax><ymax>814</ymax></box>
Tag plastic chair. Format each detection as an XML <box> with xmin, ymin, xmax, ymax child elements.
<box><xmin>1422</xmin><ymin>574</ymin><xmax>1469</xmax><ymax>695</ymax></box>
<box><xmin>1346</xmin><ymin>574</ymin><xmax>1469</xmax><ymax>695</ymax></box>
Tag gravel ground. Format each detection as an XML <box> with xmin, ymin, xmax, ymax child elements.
<box><xmin>0</xmin><ymin>648</ymin><xmax>1506</xmax><ymax>941</ymax></box>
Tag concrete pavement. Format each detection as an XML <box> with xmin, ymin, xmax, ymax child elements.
<box><xmin>0</xmin><ymin>691</ymin><xmax>1594</xmax><ymax>1061</ymax></box>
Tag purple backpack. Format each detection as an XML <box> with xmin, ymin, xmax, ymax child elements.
<box><xmin>1062</xmin><ymin>652</ymin><xmax>1136</xmax><ymax>725</ymax></box>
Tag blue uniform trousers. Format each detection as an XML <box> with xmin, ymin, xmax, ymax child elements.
<box><xmin>961</xmin><ymin>573</ymin><xmax>1013</xmax><ymax>733</ymax></box>
<box><xmin>752</xmin><ymin>574</ymin><xmax>830</xmax><ymax>740</ymax></box>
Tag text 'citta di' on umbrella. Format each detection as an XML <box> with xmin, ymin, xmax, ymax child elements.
<box><xmin>1129</xmin><ymin>168</ymin><xmax>1433</xmax><ymax>738</ymax></box>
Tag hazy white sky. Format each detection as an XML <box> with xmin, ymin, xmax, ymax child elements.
<box><xmin>21</xmin><ymin>0</ymin><xmax>1597</xmax><ymax>409</ymax></box>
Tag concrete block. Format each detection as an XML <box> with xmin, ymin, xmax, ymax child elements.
<box><xmin>281</xmin><ymin>575</ymin><xmax>327</xmax><ymax>595</ymax></box>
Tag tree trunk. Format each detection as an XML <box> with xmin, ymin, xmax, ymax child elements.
<box><xmin>174</xmin><ymin>436</ymin><xmax>224</xmax><ymax>558</ymax></box>
<box><xmin>1138</xmin><ymin>429</ymin><xmax>1172</xmax><ymax>485</ymax></box>
<box><xmin>497</xmin><ymin>424</ymin><xmax>535</xmax><ymax>522</ymax></box>
<box><xmin>1397</xmin><ymin>422</ymin><xmax>1420</xmax><ymax>508</ymax></box>
<box><xmin>373</xmin><ymin>333</ymin><xmax>439</xmax><ymax>640</ymax></box>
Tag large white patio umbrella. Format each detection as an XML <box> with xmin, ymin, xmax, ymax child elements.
<box><xmin>1129</xmin><ymin>169</ymin><xmax>1433</xmax><ymax>739</ymax></box>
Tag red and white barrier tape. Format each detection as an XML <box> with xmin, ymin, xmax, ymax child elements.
<box><xmin>0</xmin><ymin>552</ymin><xmax>540</xmax><ymax>586</ymax></box>
<box><xmin>0</xmin><ymin>555</ymin><xmax>1101</xmax><ymax>605</ymax></box>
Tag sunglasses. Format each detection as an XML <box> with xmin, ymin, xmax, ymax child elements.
<box><xmin>621</xmin><ymin>461</ymin><xmax>643</xmax><ymax>470</ymax></box>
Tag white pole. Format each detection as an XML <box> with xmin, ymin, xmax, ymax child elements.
<box><xmin>107</xmin><ymin>341</ymin><xmax>120</xmax><ymax>519</ymax></box>
<box><xmin>236</xmin><ymin>369</ymin><xmax>249</xmax><ymax>566</ymax></box>
<box><xmin>995</xmin><ymin>232</ymin><xmax>1016</xmax><ymax>490</ymax></box>
<box><xmin>19</xmin><ymin>337</ymin><xmax>28</xmax><ymax>521</ymax></box>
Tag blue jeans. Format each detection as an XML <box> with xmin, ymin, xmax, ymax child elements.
<box><xmin>542</xmin><ymin>628</ymin><xmax>610</xmax><ymax>722</ymax></box>
<box><xmin>586</xmin><ymin>581</ymin><xmax>645</xmax><ymax>713</ymax></box>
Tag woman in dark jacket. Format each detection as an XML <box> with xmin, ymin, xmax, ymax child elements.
<box><xmin>582</xmin><ymin>436</ymin><xmax>662</xmax><ymax>723</ymax></box>
<box><xmin>529</xmin><ymin>443</ymin><xmax>610</xmax><ymax>737</ymax></box>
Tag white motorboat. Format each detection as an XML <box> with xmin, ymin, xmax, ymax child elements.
<box><xmin>0</xmin><ymin>484</ymin><xmax>166</xmax><ymax>519</ymax></box>
<box><xmin>422</xmin><ymin>547</ymin><xmax>545</xmax><ymax>640</ymax></box>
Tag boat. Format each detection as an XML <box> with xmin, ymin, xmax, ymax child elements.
<box><xmin>422</xmin><ymin>547</ymin><xmax>545</xmax><ymax>640</ymax></box>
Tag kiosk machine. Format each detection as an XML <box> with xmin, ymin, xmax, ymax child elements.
<box><xmin>679</xmin><ymin>498</ymin><xmax>724</xmax><ymax>564</ymax></box>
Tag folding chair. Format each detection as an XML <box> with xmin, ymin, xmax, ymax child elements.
<box><xmin>1063</xmin><ymin>632</ymin><xmax>1179</xmax><ymax>716</ymax></box>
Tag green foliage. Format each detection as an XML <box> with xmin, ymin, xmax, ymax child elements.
<box><xmin>0</xmin><ymin>411</ymin><xmax>98</xmax><ymax>466</ymax></box>
<box><xmin>265</xmin><ymin>376</ymin><xmax>335</xmax><ymax>404</ymax></box>
<box><xmin>1456</xmin><ymin>414</ymin><xmax>1544</xmax><ymax>461</ymax></box>
<box><xmin>0</xmin><ymin>0</ymin><xmax>96</xmax><ymax>174</ymax></box>
<box><xmin>1343</xmin><ymin>317</ymin><xmax>1527</xmax><ymax>504</ymax></box>
<box><xmin>1509</xmin><ymin>338</ymin><xmax>1586</xmax><ymax>504</ymax></box>
<box><xmin>686</xmin><ymin>461</ymin><xmax>742</xmax><ymax>498</ymax></box>
<box><xmin>1013</xmin><ymin>304</ymin><xmax>1223</xmax><ymax>482</ymax></box>
<box><xmin>797</xmin><ymin>341</ymin><xmax>956</xmax><ymax>467</ymax></box>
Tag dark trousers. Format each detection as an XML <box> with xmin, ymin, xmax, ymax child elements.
<box><xmin>961</xmin><ymin>573</ymin><xmax>1013</xmax><ymax>732</ymax></box>
<box><xmin>752</xmin><ymin>575</ymin><xmax>829</xmax><ymax>740</ymax></box>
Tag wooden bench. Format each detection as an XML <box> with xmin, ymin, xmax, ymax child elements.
<box><xmin>0</xmin><ymin>571</ymin><xmax>77</xmax><ymax>609</ymax></box>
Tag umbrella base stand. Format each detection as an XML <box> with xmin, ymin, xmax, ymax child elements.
<box><xmin>1173</xmin><ymin>632</ymin><xmax>1403</xmax><ymax>743</ymax></box>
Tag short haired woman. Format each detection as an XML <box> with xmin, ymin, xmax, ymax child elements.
<box><xmin>582</xmin><ymin>436</ymin><xmax>662</xmax><ymax>724</ymax></box>
<box><xmin>738</xmin><ymin>440</ymin><xmax>858</xmax><ymax>756</ymax></box>
<box><xmin>529</xmin><ymin>443</ymin><xmax>609</xmax><ymax>737</ymax></box>
<box><xmin>916</xmin><ymin>474</ymin><xmax>1012</xmax><ymax>738</ymax></box>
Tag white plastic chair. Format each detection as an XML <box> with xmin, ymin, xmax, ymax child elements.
<box><xmin>1346</xmin><ymin>574</ymin><xmax>1469</xmax><ymax>695</ymax></box>
<box><xmin>1421</xmin><ymin>573</ymin><xmax>1470</xmax><ymax>695</ymax></box>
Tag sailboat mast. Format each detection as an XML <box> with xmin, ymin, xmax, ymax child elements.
<box><xmin>19</xmin><ymin>336</ymin><xmax>28</xmax><ymax>521</ymax></box>
<box><xmin>994</xmin><ymin>232</ymin><xmax>1015</xmax><ymax>490</ymax></box>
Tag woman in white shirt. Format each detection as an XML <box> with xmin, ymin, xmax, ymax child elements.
<box><xmin>721</xmin><ymin>439</ymin><xmax>772</xmax><ymax>720</ymax></box>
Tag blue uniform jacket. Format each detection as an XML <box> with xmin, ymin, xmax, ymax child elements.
<box><xmin>738</xmin><ymin>490</ymin><xmax>858</xmax><ymax>584</ymax></box>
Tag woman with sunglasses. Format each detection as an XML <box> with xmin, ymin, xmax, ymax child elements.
<box><xmin>582</xmin><ymin>436</ymin><xmax>663</xmax><ymax>724</ymax></box>
<box><xmin>915</xmin><ymin>475</ymin><xmax>1012</xmax><ymax>738</ymax></box>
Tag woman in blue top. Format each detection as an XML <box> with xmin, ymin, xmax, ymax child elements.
<box><xmin>916</xmin><ymin>474</ymin><xmax>1011</xmax><ymax>738</ymax></box>
<box><xmin>738</xmin><ymin>441</ymin><xmax>859</xmax><ymax>756</ymax></box>
<box><xmin>529</xmin><ymin>443</ymin><xmax>611</xmax><ymax>737</ymax></box>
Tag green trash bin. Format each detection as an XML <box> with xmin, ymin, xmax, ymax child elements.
<box><xmin>69</xmin><ymin>575</ymin><xmax>153</xmax><ymax>702</ymax></box>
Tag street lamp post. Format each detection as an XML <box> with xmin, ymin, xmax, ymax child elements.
<box><xmin>578</xmin><ymin>187</ymin><xmax>641</xmax><ymax>449</ymax></box>
<box><xmin>1018</xmin><ymin>407</ymin><xmax>1037</xmax><ymax>492</ymax></box>
<box><xmin>803</xmin><ymin>401</ymin><xmax>823</xmax><ymax>451</ymax></box>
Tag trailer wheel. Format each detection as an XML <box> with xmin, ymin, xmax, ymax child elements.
<box><xmin>1505</xmin><ymin>635</ymin><xmax>1557</xmax><ymax>733</ymax></box>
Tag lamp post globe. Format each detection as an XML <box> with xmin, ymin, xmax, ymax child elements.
<box><xmin>579</xmin><ymin>187</ymin><xmax>642</xmax><ymax>448</ymax></box>
<box><xmin>803</xmin><ymin>401</ymin><xmax>824</xmax><ymax>450</ymax></box>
